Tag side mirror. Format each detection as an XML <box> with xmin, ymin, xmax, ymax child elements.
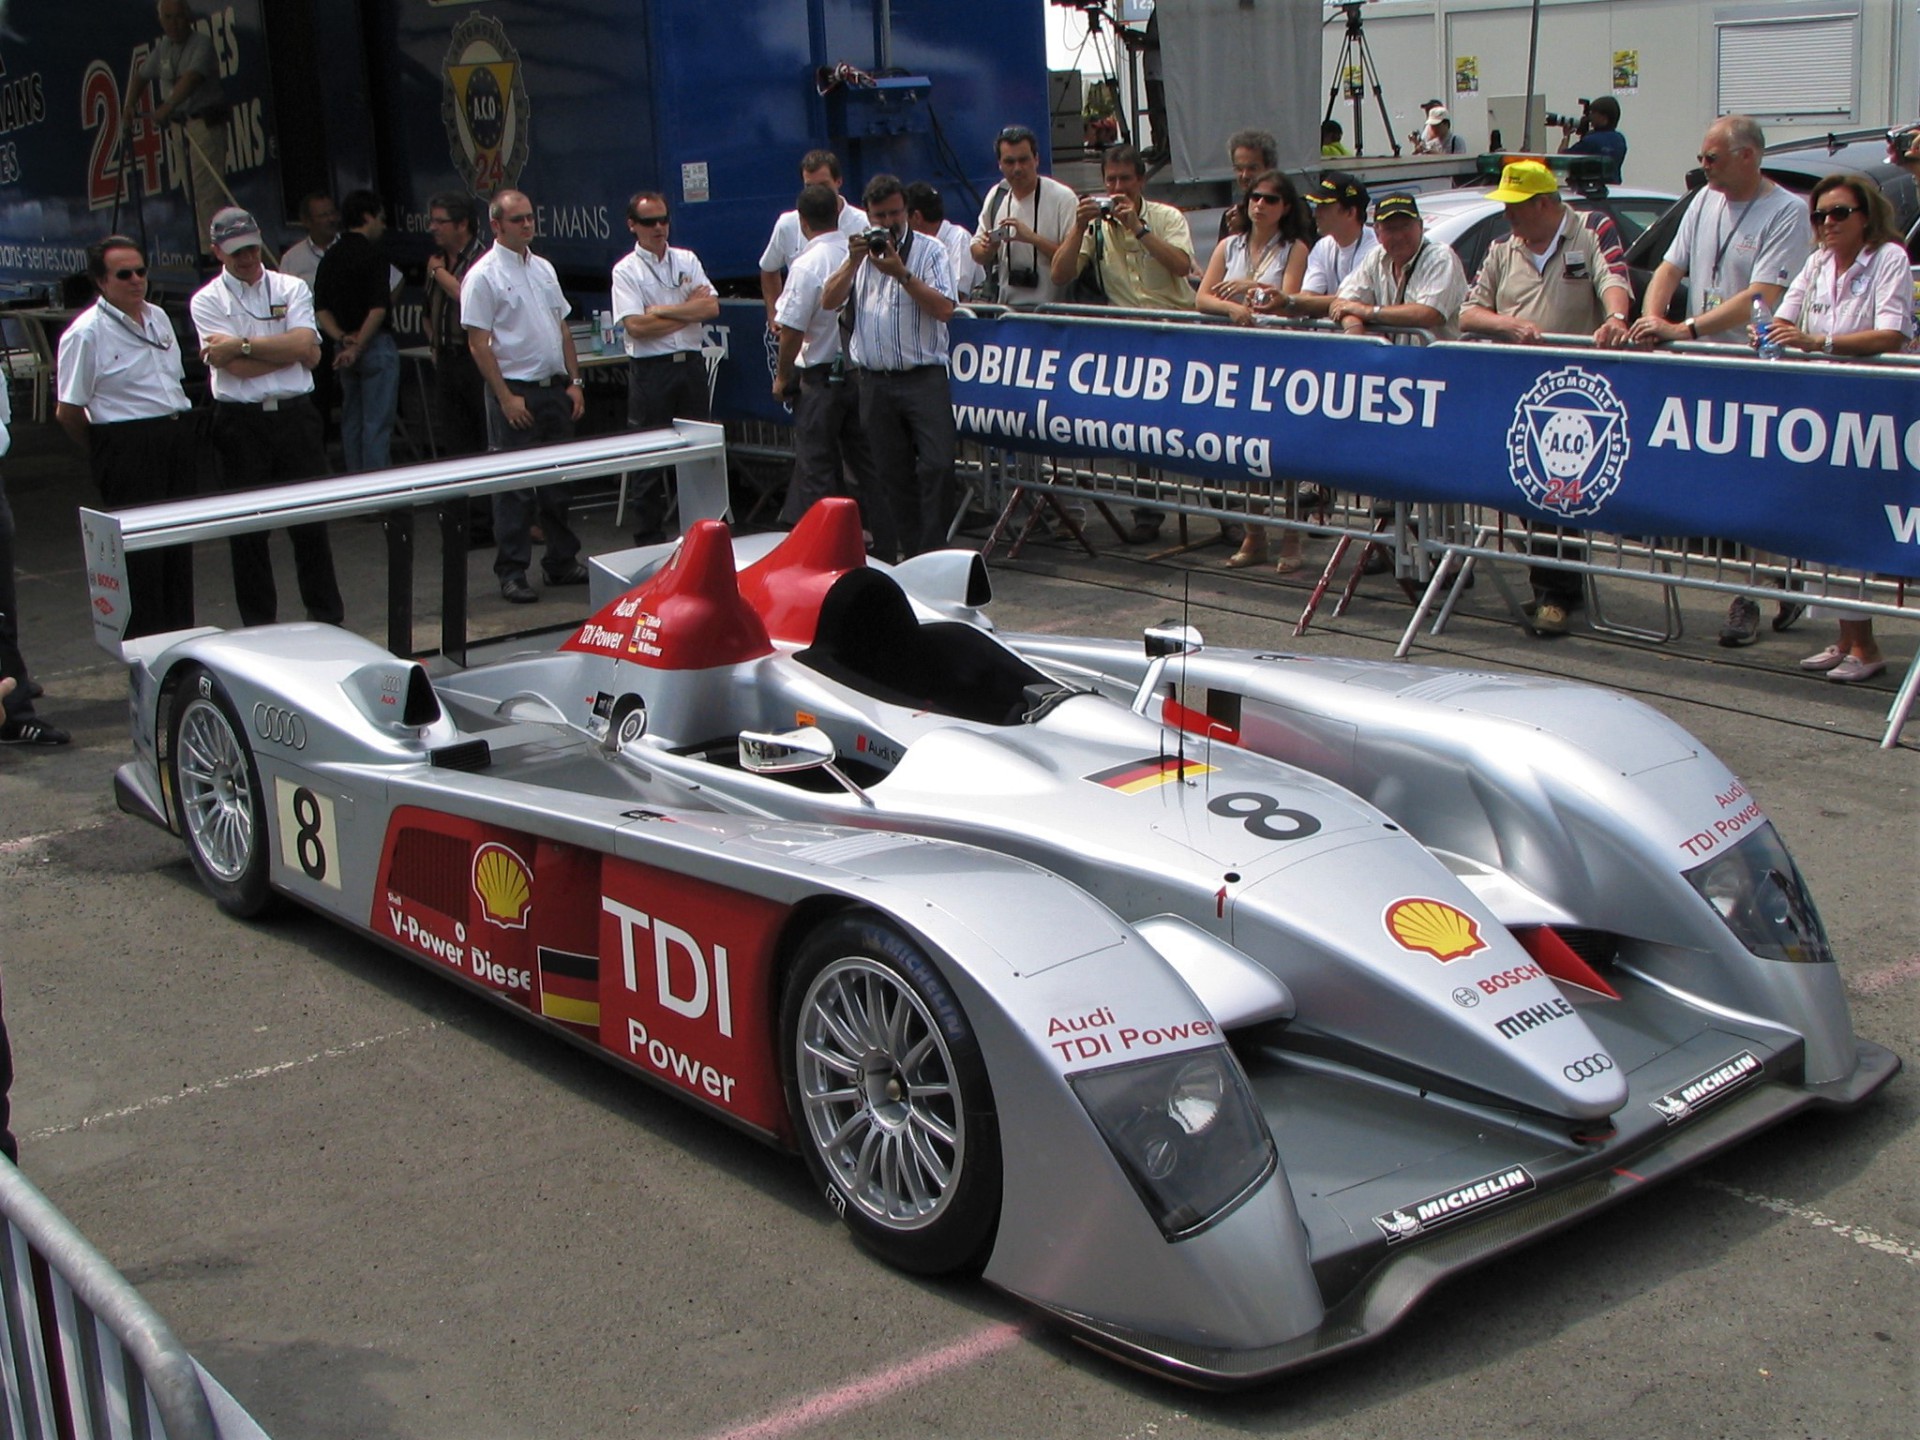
<box><xmin>738</xmin><ymin>726</ymin><xmax>838</xmax><ymax>774</ymax></box>
<box><xmin>1144</xmin><ymin>622</ymin><xmax>1203</xmax><ymax>659</ymax></box>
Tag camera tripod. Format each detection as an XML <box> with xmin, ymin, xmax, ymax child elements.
<box><xmin>1324</xmin><ymin>2</ymin><xmax>1400</xmax><ymax>159</ymax></box>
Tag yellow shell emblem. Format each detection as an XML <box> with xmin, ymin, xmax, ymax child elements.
<box><xmin>472</xmin><ymin>842</ymin><xmax>533</xmax><ymax>929</ymax></box>
<box><xmin>1384</xmin><ymin>897</ymin><xmax>1486</xmax><ymax>962</ymax></box>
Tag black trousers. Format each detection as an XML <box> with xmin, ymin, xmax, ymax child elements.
<box><xmin>486</xmin><ymin>380</ymin><xmax>581</xmax><ymax>582</ymax></box>
<box><xmin>854</xmin><ymin>365</ymin><xmax>955</xmax><ymax>560</ymax></box>
<box><xmin>89</xmin><ymin>413</ymin><xmax>199</xmax><ymax>636</ymax></box>
<box><xmin>432</xmin><ymin>346</ymin><xmax>488</xmax><ymax>459</ymax></box>
<box><xmin>783</xmin><ymin>365</ymin><xmax>877</xmax><ymax>529</ymax></box>
<box><xmin>626</xmin><ymin>352</ymin><xmax>709</xmax><ymax>539</ymax></box>
<box><xmin>0</xmin><ymin>477</ymin><xmax>35</xmax><ymax>725</ymax></box>
<box><xmin>208</xmin><ymin>397</ymin><xmax>344</xmax><ymax>627</ymax></box>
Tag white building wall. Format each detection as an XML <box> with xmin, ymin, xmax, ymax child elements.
<box><xmin>1322</xmin><ymin>0</ymin><xmax>1916</xmax><ymax>192</ymax></box>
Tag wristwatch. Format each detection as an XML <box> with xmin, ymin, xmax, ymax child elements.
<box><xmin>240</xmin><ymin>338</ymin><xmax>252</xmax><ymax>357</ymax></box>
<box><xmin>568</xmin><ymin>375</ymin><xmax>582</xmax><ymax>386</ymax></box>
<box><xmin>1822</xmin><ymin>334</ymin><xmax>1834</xmax><ymax>355</ymax></box>
<box><xmin>1135</xmin><ymin>224</ymin><xmax>1149</xmax><ymax>240</ymax></box>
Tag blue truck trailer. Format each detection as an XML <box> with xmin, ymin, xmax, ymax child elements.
<box><xmin>0</xmin><ymin>0</ymin><xmax>1048</xmax><ymax>296</ymax></box>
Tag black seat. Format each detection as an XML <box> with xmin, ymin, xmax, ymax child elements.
<box><xmin>796</xmin><ymin>569</ymin><xmax>1047</xmax><ymax>726</ymax></box>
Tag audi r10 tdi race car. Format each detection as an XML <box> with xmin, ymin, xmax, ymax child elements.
<box><xmin>110</xmin><ymin>497</ymin><xmax>1898</xmax><ymax>1387</ymax></box>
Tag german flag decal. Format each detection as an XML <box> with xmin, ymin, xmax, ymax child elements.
<box><xmin>537</xmin><ymin>946</ymin><xmax>600</xmax><ymax>1027</ymax></box>
<box><xmin>1086</xmin><ymin>755</ymin><xmax>1217</xmax><ymax>794</ymax></box>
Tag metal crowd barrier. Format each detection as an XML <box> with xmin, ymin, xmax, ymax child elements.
<box><xmin>0</xmin><ymin>1160</ymin><xmax>267</xmax><ymax>1439</ymax></box>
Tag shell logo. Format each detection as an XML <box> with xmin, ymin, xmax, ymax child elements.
<box><xmin>472</xmin><ymin>842</ymin><xmax>533</xmax><ymax>930</ymax></box>
<box><xmin>1383</xmin><ymin>897</ymin><xmax>1486</xmax><ymax>963</ymax></box>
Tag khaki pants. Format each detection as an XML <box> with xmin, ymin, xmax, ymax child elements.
<box><xmin>180</xmin><ymin>114</ymin><xmax>228</xmax><ymax>257</ymax></box>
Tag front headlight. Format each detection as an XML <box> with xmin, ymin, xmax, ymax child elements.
<box><xmin>1684</xmin><ymin>823</ymin><xmax>1833</xmax><ymax>964</ymax></box>
<box><xmin>1069</xmin><ymin>1046</ymin><xmax>1275</xmax><ymax>1239</ymax></box>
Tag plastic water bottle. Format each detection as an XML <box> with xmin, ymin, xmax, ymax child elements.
<box><xmin>1752</xmin><ymin>293</ymin><xmax>1781</xmax><ymax>360</ymax></box>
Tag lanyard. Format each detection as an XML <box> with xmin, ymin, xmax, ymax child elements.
<box><xmin>103</xmin><ymin>303</ymin><xmax>173</xmax><ymax>351</ymax></box>
<box><xmin>1709</xmin><ymin>197</ymin><xmax>1757</xmax><ymax>290</ymax></box>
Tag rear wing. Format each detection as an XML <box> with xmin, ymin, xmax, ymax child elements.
<box><xmin>78</xmin><ymin>422</ymin><xmax>729</xmax><ymax>664</ymax></box>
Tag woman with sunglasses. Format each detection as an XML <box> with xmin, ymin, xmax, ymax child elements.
<box><xmin>1198</xmin><ymin>171</ymin><xmax>1313</xmax><ymax>569</ymax></box>
<box><xmin>1763</xmin><ymin>174</ymin><xmax>1914</xmax><ymax>684</ymax></box>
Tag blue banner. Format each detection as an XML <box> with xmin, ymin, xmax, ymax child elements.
<box><xmin>705</xmin><ymin>301</ymin><xmax>1920</xmax><ymax>576</ymax></box>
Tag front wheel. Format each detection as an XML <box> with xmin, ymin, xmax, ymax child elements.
<box><xmin>781</xmin><ymin>913</ymin><xmax>1001</xmax><ymax>1274</ymax></box>
<box><xmin>168</xmin><ymin>666</ymin><xmax>274</xmax><ymax>917</ymax></box>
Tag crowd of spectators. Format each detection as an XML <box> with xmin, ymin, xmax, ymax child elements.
<box><xmin>17</xmin><ymin>101</ymin><xmax>1916</xmax><ymax>758</ymax></box>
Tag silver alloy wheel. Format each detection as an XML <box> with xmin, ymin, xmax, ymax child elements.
<box><xmin>795</xmin><ymin>955</ymin><xmax>966</xmax><ymax>1230</ymax></box>
<box><xmin>175</xmin><ymin>697</ymin><xmax>257</xmax><ymax>883</ymax></box>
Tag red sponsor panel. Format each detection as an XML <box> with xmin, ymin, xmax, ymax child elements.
<box><xmin>598</xmin><ymin>857</ymin><xmax>790</xmax><ymax>1133</ymax></box>
<box><xmin>374</xmin><ymin>808</ymin><xmax>538</xmax><ymax>1008</ymax></box>
<box><xmin>533</xmin><ymin>838</ymin><xmax>606</xmax><ymax>1035</ymax></box>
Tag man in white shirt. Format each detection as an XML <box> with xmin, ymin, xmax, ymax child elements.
<box><xmin>969</xmin><ymin>124</ymin><xmax>1076</xmax><ymax>304</ymax></box>
<box><xmin>822</xmin><ymin>174</ymin><xmax>957</xmax><ymax>559</ymax></box>
<box><xmin>1331</xmin><ymin>191</ymin><xmax>1468</xmax><ymax>345</ymax></box>
<box><xmin>190</xmin><ymin>206</ymin><xmax>344</xmax><ymax>628</ymax></box>
<box><xmin>1291</xmin><ymin>172</ymin><xmax>1377</xmax><ymax>319</ymax></box>
<box><xmin>611</xmin><ymin>190</ymin><xmax>719</xmax><ymax>543</ymax></box>
<box><xmin>906</xmin><ymin>182</ymin><xmax>983</xmax><ymax>297</ymax></box>
<box><xmin>760</xmin><ymin>150</ymin><xmax>869</xmax><ymax>332</ymax></box>
<box><xmin>462</xmin><ymin>189</ymin><xmax>588</xmax><ymax>603</ymax></box>
<box><xmin>1629</xmin><ymin>114</ymin><xmax>1814</xmax><ymax>647</ymax></box>
<box><xmin>278</xmin><ymin>193</ymin><xmax>338</xmax><ymax>290</ymax></box>
<box><xmin>772</xmin><ymin>183</ymin><xmax>878</xmax><ymax>528</ymax></box>
<box><xmin>55</xmin><ymin>235</ymin><xmax>198</xmax><ymax>636</ymax></box>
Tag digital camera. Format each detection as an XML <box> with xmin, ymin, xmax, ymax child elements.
<box><xmin>860</xmin><ymin>227</ymin><xmax>893</xmax><ymax>253</ymax></box>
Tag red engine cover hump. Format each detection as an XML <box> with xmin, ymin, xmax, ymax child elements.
<box><xmin>738</xmin><ymin>497</ymin><xmax>869</xmax><ymax>646</ymax></box>
<box><xmin>564</xmin><ymin>520</ymin><xmax>773</xmax><ymax>668</ymax></box>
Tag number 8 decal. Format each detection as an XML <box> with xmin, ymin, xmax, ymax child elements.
<box><xmin>275</xmin><ymin>778</ymin><xmax>343</xmax><ymax>890</ymax></box>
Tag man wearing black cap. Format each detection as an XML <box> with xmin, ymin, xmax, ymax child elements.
<box><xmin>1291</xmin><ymin>172</ymin><xmax>1377</xmax><ymax>319</ymax></box>
<box><xmin>190</xmin><ymin>205</ymin><xmax>344</xmax><ymax>628</ymax></box>
<box><xmin>1559</xmin><ymin>95</ymin><xmax>1627</xmax><ymax>185</ymax></box>
<box><xmin>1330</xmin><ymin>192</ymin><xmax>1467</xmax><ymax>345</ymax></box>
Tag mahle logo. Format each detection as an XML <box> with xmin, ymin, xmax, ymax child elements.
<box><xmin>441</xmin><ymin>15</ymin><xmax>530</xmax><ymax>196</ymax></box>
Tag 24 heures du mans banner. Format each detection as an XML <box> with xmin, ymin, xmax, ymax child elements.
<box><xmin>938</xmin><ymin>313</ymin><xmax>1920</xmax><ymax>577</ymax></box>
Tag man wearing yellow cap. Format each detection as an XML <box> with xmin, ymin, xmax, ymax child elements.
<box><xmin>1462</xmin><ymin>160</ymin><xmax>1632</xmax><ymax>637</ymax></box>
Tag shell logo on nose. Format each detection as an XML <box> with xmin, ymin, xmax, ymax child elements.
<box><xmin>1384</xmin><ymin>897</ymin><xmax>1486</xmax><ymax>962</ymax></box>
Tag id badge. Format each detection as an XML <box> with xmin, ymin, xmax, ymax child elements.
<box><xmin>1702</xmin><ymin>289</ymin><xmax>1723</xmax><ymax>312</ymax></box>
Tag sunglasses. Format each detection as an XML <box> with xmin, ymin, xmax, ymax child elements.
<box><xmin>1247</xmin><ymin>192</ymin><xmax>1287</xmax><ymax>205</ymax></box>
<box><xmin>502</xmin><ymin>212</ymin><xmax>535</xmax><ymax>224</ymax></box>
<box><xmin>633</xmin><ymin>214</ymin><xmax>669</xmax><ymax>227</ymax></box>
<box><xmin>112</xmin><ymin>266</ymin><xmax>149</xmax><ymax>280</ymax></box>
<box><xmin>1813</xmin><ymin>204</ymin><xmax>1861</xmax><ymax>223</ymax></box>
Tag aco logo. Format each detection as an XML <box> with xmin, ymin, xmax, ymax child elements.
<box><xmin>1383</xmin><ymin>897</ymin><xmax>1487</xmax><ymax>963</ymax></box>
<box><xmin>472</xmin><ymin>841</ymin><xmax>533</xmax><ymax>930</ymax></box>
<box><xmin>441</xmin><ymin>15</ymin><xmax>530</xmax><ymax>196</ymax></box>
<box><xmin>1506</xmin><ymin>365</ymin><xmax>1630</xmax><ymax>520</ymax></box>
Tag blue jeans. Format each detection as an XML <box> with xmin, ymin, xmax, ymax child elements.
<box><xmin>339</xmin><ymin>330</ymin><xmax>399</xmax><ymax>473</ymax></box>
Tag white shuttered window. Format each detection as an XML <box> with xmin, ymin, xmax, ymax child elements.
<box><xmin>1717</xmin><ymin>10</ymin><xmax>1859</xmax><ymax>118</ymax></box>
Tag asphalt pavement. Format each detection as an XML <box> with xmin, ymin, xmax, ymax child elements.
<box><xmin>1</xmin><ymin>417</ymin><xmax>1914</xmax><ymax>1440</ymax></box>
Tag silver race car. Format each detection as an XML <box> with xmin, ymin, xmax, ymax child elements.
<box><xmin>111</xmin><ymin>498</ymin><xmax>1898</xmax><ymax>1387</ymax></box>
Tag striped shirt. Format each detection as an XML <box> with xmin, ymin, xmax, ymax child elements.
<box><xmin>847</xmin><ymin>229</ymin><xmax>954</xmax><ymax>371</ymax></box>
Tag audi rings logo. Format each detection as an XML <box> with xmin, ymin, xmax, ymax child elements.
<box><xmin>252</xmin><ymin>703</ymin><xmax>308</xmax><ymax>750</ymax></box>
<box><xmin>1563</xmin><ymin>1053</ymin><xmax>1615</xmax><ymax>1083</ymax></box>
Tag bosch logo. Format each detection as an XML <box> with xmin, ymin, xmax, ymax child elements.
<box><xmin>1563</xmin><ymin>1053</ymin><xmax>1616</xmax><ymax>1083</ymax></box>
<box><xmin>252</xmin><ymin>703</ymin><xmax>307</xmax><ymax>750</ymax></box>
<box><xmin>1450</xmin><ymin>987</ymin><xmax>1480</xmax><ymax>1009</ymax></box>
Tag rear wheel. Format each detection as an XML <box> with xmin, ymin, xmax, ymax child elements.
<box><xmin>169</xmin><ymin>666</ymin><xmax>273</xmax><ymax>917</ymax></box>
<box><xmin>781</xmin><ymin>913</ymin><xmax>1001</xmax><ymax>1274</ymax></box>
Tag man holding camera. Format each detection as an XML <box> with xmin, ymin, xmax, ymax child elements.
<box><xmin>1050</xmin><ymin>144</ymin><xmax>1196</xmax><ymax>314</ymax></box>
<box><xmin>971</xmin><ymin>124</ymin><xmax>1076</xmax><ymax>304</ymax></box>
<box><xmin>821</xmin><ymin>174</ymin><xmax>958</xmax><ymax>560</ymax></box>
<box><xmin>1558</xmin><ymin>95</ymin><xmax>1627</xmax><ymax>184</ymax></box>
<box><xmin>773</xmin><ymin>184</ymin><xmax>879</xmax><ymax>529</ymax></box>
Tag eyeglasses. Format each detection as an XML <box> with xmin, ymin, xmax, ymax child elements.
<box><xmin>1247</xmin><ymin>192</ymin><xmax>1286</xmax><ymax>205</ymax></box>
<box><xmin>633</xmin><ymin>215</ymin><xmax>669</xmax><ymax>227</ymax></box>
<box><xmin>428</xmin><ymin>215</ymin><xmax>455</xmax><ymax>226</ymax></box>
<box><xmin>111</xmin><ymin>266</ymin><xmax>148</xmax><ymax>280</ymax></box>
<box><xmin>1696</xmin><ymin>151</ymin><xmax>1722</xmax><ymax>164</ymax></box>
<box><xmin>1813</xmin><ymin>204</ymin><xmax>1861</xmax><ymax>223</ymax></box>
<box><xmin>502</xmin><ymin>212</ymin><xmax>534</xmax><ymax>224</ymax></box>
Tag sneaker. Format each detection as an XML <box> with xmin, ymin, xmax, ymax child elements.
<box><xmin>1529</xmin><ymin>602</ymin><xmax>1570</xmax><ymax>637</ymax></box>
<box><xmin>1826</xmin><ymin>655</ymin><xmax>1886</xmax><ymax>684</ymax></box>
<box><xmin>544</xmin><ymin>561</ymin><xmax>589</xmax><ymax>586</ymax></box>
<box><xmin>1123</xmin><ymin>520</ymin><xmax>1162</xmax><ymax>545</ymax></box>
<box><xmin>1772</xmin><ymin>594</ymin><xmax>1806</xmax><ymax>632</ymax></box>
<box><xmin>0</xmin><ymin>717</ymin><xmax>71</xmax><ymax>746</ymax></box>
<box><xmin>1718</xmin><ymin>597</ymin><xmax>1761</xmax><ymax>647</ymax></box>
<box><xmin>501</xmin><ymin>575</ymin><xmax>539</xmax><ymax>604</ymax></box>
<box><xmin>1798</xmin><ymin>645</ymin><xmax>1846</xmax><ymax>672</ymax></box>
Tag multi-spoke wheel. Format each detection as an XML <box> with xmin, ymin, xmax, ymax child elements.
<box><xmin>169</xmin><ymin>666</ymin><xmax>273</xmax><ymax>916</ymax></box>
<box><xmin>782</xmin><ymin>913</ymin><xmax>1001</xmax><ymax>1274</ymax></box>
